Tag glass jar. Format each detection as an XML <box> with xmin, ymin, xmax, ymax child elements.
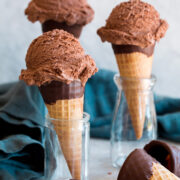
<box><xmin>111</xmin><ymin>74</ymin><xmax>157</xmax><ymax>167</ymax></box>
<box><xmin>44</xmin><ymin>112</ymin><xmax>90</xmax><ymax>180</ymax></box>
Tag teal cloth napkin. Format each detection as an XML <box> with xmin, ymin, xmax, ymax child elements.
<box><xmin>0</xmin><ymin>69</ymin><xmax>180</xmax><ymax>179</ymax></box>
<box><xmin>0</xmin><ymin>81</ymin><xmax>49</xmax><ymax>180</ymax></box>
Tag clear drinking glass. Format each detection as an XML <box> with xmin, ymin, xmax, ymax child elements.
<box><xmin>44</xmin><ymin>112</ymin><xmax>90</xmax><ymax>180</ymax></box>
<box><xmin>111</xmin><ymin>74</ymin><xmax>157</xmax><ymax>167</ymax></box>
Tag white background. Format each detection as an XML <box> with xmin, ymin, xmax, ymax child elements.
<box><xmin>0</xmin><ymin>0</ymin><xmax>180</xmax><ymax>97</ymax></box>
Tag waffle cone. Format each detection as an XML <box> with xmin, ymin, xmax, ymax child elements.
<box><xmin>46</xmin><ymin>96</ymin><xmax>84</xmax><ymax>180</ymax></box>
<box><xmin>115</xmin><ymin>53</ymin><xmax>153</xmax><ymax>139</ymax></box>
<box><xmin>150</xmin><ymin>163</ymin><xmax>180</xmax><ymax>180</ymax></box>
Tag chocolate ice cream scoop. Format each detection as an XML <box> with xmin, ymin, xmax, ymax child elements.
<box><xmin>97</xmin><ymin>0</ymin><xmax>168</xmax><ymax>48</ymax></box>
<box><xmin>19</xmin><ymin>29</ymin><xmax>98</xmax><ymax>86</ymax></box>
<box><xmin>144</xmin><ymin>140</ymin><xmax>180</xmax><ymax>177</ymax></box>
<box><xmin>25</xmin><ymin>0</ymin><xmax>94</xmax><ymax>26</ymax></box>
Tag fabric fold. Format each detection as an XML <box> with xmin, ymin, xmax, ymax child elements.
<box><xmin>0</xmin><ymin>81</ymin><xmax>46</xmax><ymax>179</ymax></box>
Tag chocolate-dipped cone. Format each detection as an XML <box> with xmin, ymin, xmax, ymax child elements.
<box><xmin>112</xmin><ymin>44</ymin><xmax>154</xmax><ymax>139</ymax></box>
<box><xmin>42</xmin><ymin>20</ymin><xmax>83</xmax><ymax>38</ymax></box>
<box><xmin>118</xmin><ymin>149</ymin><xmax>180</xmax><ymax>180</ymax></box>
<box><xmin>144</xmin><ymin>140</ymin><xmax>180</xmax><ymax>177</ymax></box>
<box><xmin>39</xmin><ymin>80</ymin><xmax>84</xmax><ymax>180</ymax></box>
<box><xmin>97</xmin><ymin>0</ymin><xmax>168</xmax><ymax>139</ymax></box>
<box><xmin>19</xmin><ymin>29</ymin><xmax>98</xmax><ymax>180</ymax></box>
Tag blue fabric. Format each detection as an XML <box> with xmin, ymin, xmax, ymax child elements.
<box><xmin>0</xmin><ymin>81</ymin><xmax>46</xmax><ymax>180</ymax></box>
<box><xmin>84</xmin><ymin>69</ymin><xmax>117</xmax><ymax>139</ymax></box>
<box><xmin>1</xmin><ymin>69</ymin><xmax>180</xmax><ymax>179</ymax></box>
<box><xmin>155</xmin><ymin>95</ymin><xmax>180</xmax><ymax>141</ymax></box>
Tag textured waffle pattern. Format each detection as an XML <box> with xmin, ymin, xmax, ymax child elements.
<box><xmin>53</xmin><ymin>120</ymin><xmax>82</xmax><ymax>179</ymax></box>
<box><xmin>150</xmin><ymin>163</ymin><xmax>180</xmax><ymax>180</ymax></box>
<box><xmin>115</xmin><ymin>53</ymin><xmax>153</xmax><ymax>139</ymax></box>
<box><xmin>115</xmin><ymin>53</ymin><xmax>153</xmax><ymax>78</ymax></box>
<box><xmin>125</xmin><ymin>89</ymin><xmax>147</xmax><ymax>139</ymax></box>
<box><xmin>46</xmin><ymin>97</ymin><xmax>84</xmax><ymax>120</ymax></box>
<box><xmin>47</xmin><ymin>97</ymin><xmax>84</xmax><ymax>179</ymax></box>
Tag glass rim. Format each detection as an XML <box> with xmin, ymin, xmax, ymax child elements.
<box><xmin>115</xmin><ymin>74</ymin><xmax>156</xmax><ymax>82</ymax></box>
<box><xmin>46</xmin><ymin>112</ymin><xmax>90</xmax><ymax>123</ymax></box>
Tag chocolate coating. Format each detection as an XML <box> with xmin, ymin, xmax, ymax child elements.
<box><xmin>118</xmin><ymin>149</ymin><xmax>157</xmax><ymax>180</ymax></box>
<box><xmin>144</xmin><ymin>140</ymin><xmax>180</xmax><ymax>177</ymax></box>
<box><xmin>39</xmin><ymin>80</ymin><xmax>84</xmax><ymax>104</ymax></box>
<box><xmin>112</xmin><ymin>44</ymin><xmax>155</xmax><ymax>57</ymax></box>
<box><xmin>42</xmin><ymin>20</ymin><xmax>83</xmax><ymax>38</ymax></box>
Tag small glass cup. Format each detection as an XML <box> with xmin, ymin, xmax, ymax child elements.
<box><xmin>44</xmin><ymin>112</ymin><xmax>90</xmax><ymax>180</ymax></box>
<box><xmin>111</xmin><ymin>74</ymin><xmax>157</xmax><ymax>167</ymax></box>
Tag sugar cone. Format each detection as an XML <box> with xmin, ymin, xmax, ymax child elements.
<box><xmin>115</xmin><ymin>52</ymin><xmax>153</xmax><ymax>139</ymax></box>
<box><xmin>150</xmin><ymin>162</ymin><xmax>180</xmax><ymax>180</ymax></box>
<box><xmin>39</xmin><ymin>80</ymin><xmax>84</xmax><ymax>179</ymax></box>
<box><xmin>46</xmin><ymin>97</ymin><xmax>84</xmax><ymax>180</ymax></box>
